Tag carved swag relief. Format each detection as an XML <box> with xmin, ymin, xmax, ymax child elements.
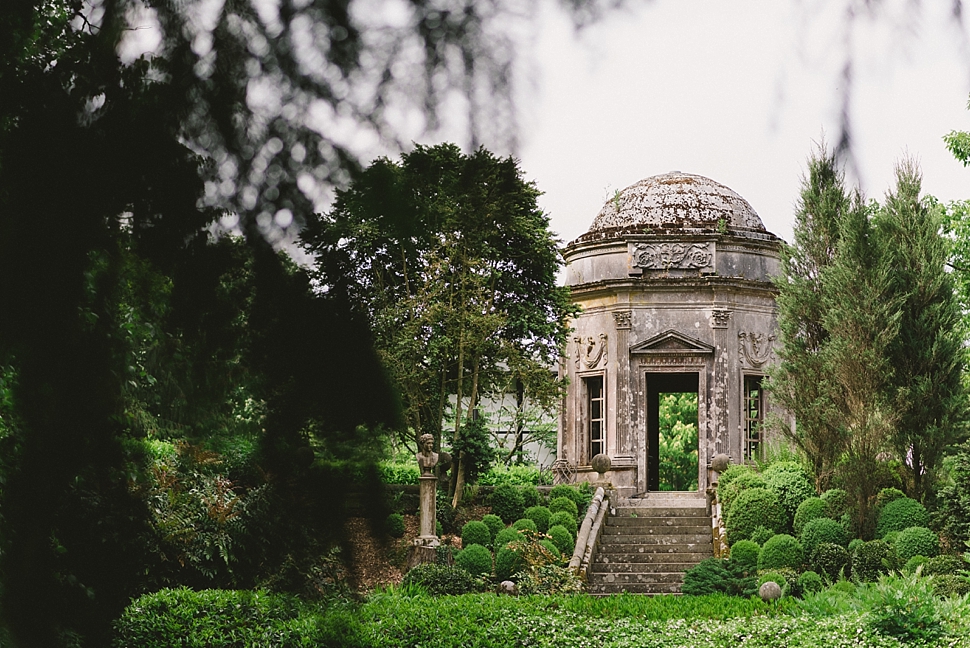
<box><xmin>738</xmin><ymin>331</ymin><xmax>776</xmax><ymax>367</ymax></box>
<box><xmin>631</xmin><ymin>242</ymin><xmax>713</xmax><ymax>271</ymax></box>
<box><xmin>574</xmin><ymin>333</ymin><xmax>608</xmax><ymax>369</ymax></box>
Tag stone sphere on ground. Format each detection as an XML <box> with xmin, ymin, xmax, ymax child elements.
<box><xmin>711</xmin><ymin>453</ymin><xmax>731</xmax><ymax>473</ymax></box>
<box><xmin>591</xmin><ymin>453</ymin><xmax>612</xmax><ymax>477</ymax></box>
<box><xmin>759</xmin><ymin>581</ymin><xmax>782</xmax><ymax>601</ymax></box>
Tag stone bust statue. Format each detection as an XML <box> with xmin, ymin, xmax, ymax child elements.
<box><xmin>416</xmin><ymin>433</ymin><xmax>439</xmax><ymax>475</ymax></box>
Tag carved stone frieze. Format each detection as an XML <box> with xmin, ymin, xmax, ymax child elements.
<box><xmin>631</xmin><ymin>242</ymin><xmax>714</xmax><ymax>270</ymax></box>
<box><xmin>738</xmin><ymin>331</ymin><xmax>775</xmax><ymax>367</ymax></box>
<box><xmin>574</xmin><ymin>333</ymin><xmax>608</xmax><ymax>369</ymax></box>
<box><xmin>612</xmin><ymin>310</ymin><xmax>632</xmax><ymax>330</ymax></box>
<box><xmin>711</xmin><ymin>309</ymin><xmax>731</xmax><ymax>329</ymax></box>
<box><xmin>638</xmin><ymin>355</ymin><xmax>707</xmax><ymax>366</ymax></box>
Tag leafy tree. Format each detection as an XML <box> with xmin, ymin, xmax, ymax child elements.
<box><xmin>657</xmin><ymin>393</ymin><xmax>698</xmax><ymax>491</ymax></box>
<box><xmin>300</xmin><ymin>143</ymin><xmax>576</xmax><ymax>507</ymax></box>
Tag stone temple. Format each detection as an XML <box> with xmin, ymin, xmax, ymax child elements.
<box><xmin>558</xmin><ymin>172</ymin><xmax>788</xmax><ymax>498</ymax></box>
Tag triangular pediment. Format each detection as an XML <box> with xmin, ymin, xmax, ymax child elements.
<box><xmin>630</xmin><ymin>330</ymin><xmax>714</xmax><ymax>355</ymax></box>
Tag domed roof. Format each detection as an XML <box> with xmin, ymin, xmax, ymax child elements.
<box><xmin>588</xmin><ymin>172</ymin><xmax>765</xmax><ymax>233</ymax></box>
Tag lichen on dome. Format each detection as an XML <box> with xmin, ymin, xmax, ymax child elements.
<box><xmin>588</xmin><ymin>172</ymin><xmax>765</xmax><ymax>234</ymax></box>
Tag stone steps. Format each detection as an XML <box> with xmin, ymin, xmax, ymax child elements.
<box><xmin>587</xmin><ymin>498</ymin><xmax>713</xmax><ymax>595</ymax></box>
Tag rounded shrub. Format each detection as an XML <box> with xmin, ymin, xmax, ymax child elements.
<box><xmin>716</xmin><ymin>463</ymin><xmax>756</xmax><ymax>492</ymax></box>
<box><xmin>490</xmin><ymin>484</ymin><xmax>525</xmax><ymax>523</ymax></box>
<box><xmin>549</xmin><ymin>496</ymin><xmax>579</xmax><ymax>519</ymax></box>
<box><xmin>524</xmin><ymin>505</ymin><xmax>552</xmax><ymax>532</ymax></box>
<box><xmin>494</xmin><ymin>547</ymin><xmax>523</xmax><ymax>581</ymax></box>
<box><xmin>519</xmin><ymin>485</ymin><xmax>543</xmax><ymax>509</ymax></box>
<box><xmin>882</xmin><ymin>531</ymin><xmax>900</xmax><ymax>546</ymax></box>
<box><xmin>548</xmin><ymin>484</ymin><xmax>581</xmax><ymax>505</ymax></box>
<box><xmin>848</xmin><ymin>538</ymin><xmax>864</xmax><ymax>554</ymax></box>
<box><xmin>894</xmin><ymin>526</ymin><xmax>939</xmax><ymax>563</ymax></box>
<box><xmin>725</xmin><ymin>487</ymin><xmax>786</xmax><ymax>545</ymax></box>
<box><xmin>765</xmin><ymin>470</ymin><xmax>815</xmax><ymax>525</ymax></box>
<box><xmin>903</xmin><ymin>555</ymin><xmax>928</xmax><ymax>575</ymax></box>
<box><xmin>793</xmin><ymin>497</ymin><xmax>832</xmax><ymax>536</ymax></box>
<box><xmin>548</xmin><ymin>525</ymin><xmax>574</xmax><ymax>556</ymax></box>
<box><xmin>461</xmin><ymin>520</ymin><xmax>491</xmax><ymax>549</ymax></box>
<box><xmin>718</xmin><ymin>472</ymin><xmax>769</xmax><ymax>513</ymax></box>
<box><xmin>876</xmin><ymin>487</ymin><xmax>907</xmax><ymax>510</ymax></box>
<box><xmin>762</xmin><ymin>461</ymin><xmax>809</xmax><ymax>480</ymax></box>
<box><xmin>810</xmin><ymin>542</ymin><xmax>850</xmax><ymax>583</ymax></box>
<box><xmin>876</xmin><ymin>497</ymin><xmax>929</xmax><ymax>538</ymax></box>
<box><xmin>851</xmin><ymin>539</ymin><xmax>898</xmax><ymax>583</ymax></box>
<box><xmin>797</xmin><ymin>570</ymin><xmax>824</xmax><ymax>595</ymax></box>
<box><xmin>512</xmin><ymin>518</ymin><xmax>538</xmax><ymax>533</ymax></box>
<box><xmin>548</xmin><ymin>511</ymin><xmax>578</xmax><ymax>539</ymax></box>
<box><xmin>820</xmin><ymin>488</ymin><xmax>849</xmax><ymax>517</ymax></box>
<box><xmin>494</xmin><ymin>527</ymin><xmax>523</xmax><ymax>550</ymax></box>
<box><xmin>385</xmin><ymin>513</ymin><xmax>406</xmax><ymax>538</ymax></box>
<box><xmin>729</xmin><ymin>539</ymin><xmax>760</xmax><ymax>570</ymax></box>
<box><xmin>750</xmin><ymin>525</ymin><xmax>774</xmax><ymax>546</ymax></box>
<box><xmin>403</xmin><ymin>563</ymin><xmax>481</xmax><ymax>595</ymax></box>
<box><xmin>758</xmin><ymin>534</ymin><xmax>804</xmax><ymax>571</ymax></box>
<box><xmin>681</xmin><ymin>557</ymin><xmax>734</xmax><ymax>596</ymax></box>
<box><xmin>540</xmin><ymin>539</ymin><xmax>562</xmax><ymax>561</ymax></box>
<box><xmin>454</xmin><ymin>544</ymin><xmax>492</xmax><ymax>578</ymax></box>
<box><xmin>800</xmin><ymin>517</ymin><xmax>848</xmax><ymax>558</ymax></box>
<box><xmin>481</xmin><ymin>514</ymin><xmax>504</xmax><ymax>541</ymax></box>
<box><xmin>924</xmin><ymin>554</ymin><xmax>963</xmax><ymax>576</ymax></box>
<box><xmin>934</xmin><ymin>575</ymin><xmax>970</xmax><ymax>598</ymax></box>
<box><xmin>758</xmin><ymin>570</ymin><xmax>790</xmax><ymax>590</ymax></box>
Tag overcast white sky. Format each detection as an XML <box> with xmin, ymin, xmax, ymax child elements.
<box><xmin>493</xmin><ymin>0</ymin><xmax>970</xmax><ymax>245</ymax></box>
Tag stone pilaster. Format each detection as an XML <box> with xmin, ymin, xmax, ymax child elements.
<box><xmin>612</xmin><ymin>310</ymin><xmax>634</xmax><ymax>463</ymax></box>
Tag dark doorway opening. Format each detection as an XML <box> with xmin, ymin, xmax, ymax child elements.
<box><xmin>647</xmin><ymin>372</ymin><xmax>699</xmax><ymax>491</ymax></box>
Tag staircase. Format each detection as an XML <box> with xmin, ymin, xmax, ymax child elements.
<box><xmin>587</xmin><ymin>493</ymin><xmax>713</xmax><ymax>595</ymax></box>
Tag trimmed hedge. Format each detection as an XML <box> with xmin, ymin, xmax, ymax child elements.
<box><xmin>810</xmin><ymin>542</ymin><xmax>850</xmax><ymax>583</ymax></box>
<box><xmin>524</xmin><ymin>505</ymin><xmax>552</xmax><ymax>532</ymax></box>
<box><xmin>758</xmin><ymin>534</ymin><xmax>804</xmax><ymax>571</ymax></box>
<box><xmin>403</xmin><ymin>563</ymin><xmax>482</xmax><ymax>595</ymax></box>
<box><xmin>750</xmin><ymin>526</ymin><xmax>774</xmax><ymax>546</ymax></box>
<box><xmin>924</xmin><ymin>554</ymin><xmax>963</xmax><ymax>576</ymax></box>
<box><xmin>894</xmin><ymin>526</ymin><xmax>939</xmax><ymax>563</ymax></box>
<box><xmin>461</xmin><ymin>520</ymin><xmax>492</xmax><ymax>549</ymax></box>
<box><xmin>490</xmin><ymin>484</ymin><xmax>526</xmax><ymax>523</ymax></box>
<box><xmin>797</xmin><ymin>570</ymin><xmax>824</xmax><ymax>594</ymax></box>
<box><xmin>793</xmin><ymin>497</ymin><xmax>831</xmax><ymax>536</ymax></box>
<box><xmin>725</xmin><ymin>488</ymin><xmax>786</xmax><ymax>545</ymax></box>
<box><xmin>519</xmin><ymin>486</ymin><xmax>544</xmax><ymax>509</ymax></box>
<box><xmin>800</xmin><ymin>517</ymin><xmax>848</xmax><ymax>558</ymax></box>
<box><xmin>851</xmin><ymin>540</ymin><xmax>897</xmax><ymax>583</ymax></box>
<box><xmin>876</xmin><ymin>498</ymin><xmax>929</xmax><ymax>538</ymax></box>
<box><xmin>455</xmin><ymin>544</ymin><xmax>492</xmax><ymax>578</ymax></box>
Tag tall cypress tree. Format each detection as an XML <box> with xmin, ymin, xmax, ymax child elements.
<box><xmin>876</xmin><ymin>161</ymin><xmax>967</xmax><ymax>501</ymax></box>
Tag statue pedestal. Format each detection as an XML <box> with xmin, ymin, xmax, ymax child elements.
<box><xmin>407</xmin><ymin>474</ymin><xmax>440</xmax><ymax>569</ymax></box>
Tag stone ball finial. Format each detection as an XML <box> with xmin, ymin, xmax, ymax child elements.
<box><xmin>759</xmin><ymin>581</ymin><xmax>782</xmax><ymax>602</ymax></box>
<box><xmin>711</xmin><ymin>453</ymin><xmax>731</xmax><ymax>473</ymax></box>
<box><xmin>591</xmin><ymin>453</ymin><xmax>611</xmax><ymax>479</ymax></box>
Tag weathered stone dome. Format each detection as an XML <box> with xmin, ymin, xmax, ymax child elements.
<box><xmin>588</xmin><ymin>172</ymin><xmax>765</xmax><ymax>234</ymax></box>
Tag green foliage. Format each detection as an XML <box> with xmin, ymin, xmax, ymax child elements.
<box><xmin>758</xmin><ymin>534</ymin><xmax>804</xmax><ymax>571</ymax></box>
<box><xmin>436</xmin><ymin>491</ymin><xmax>459</xmax><ymax>534</ymax></box>
<box><xmin>793</xmin><ymin>497</ymin><xmax>832</xmax><ymax>536</ymax></box>
<box><xmin>893</xmin><ymin>526</ymin><xmax>939</xmax><ymax>562</ymax></box>
<box><xmin>716</xmin><ymin>464</ymin><xmax>756</xmax><ymax>492</ymax></box>
<box><xmin>524</xmin><ymin>506</ymin><xmax>552</xmax><ymax>532</ymax></box>
<box><xmin>750</xmin><ymin>526</ymin><xmax>775</xmax><ymax>546</ymax></box>
<box><xmin>460</xmin><ymin>521</ymin><xmax>491</xmax><ymax>549</ymax></box>
<box><xmin>944</xmin><ymin>128</ymin><xmax>970</xmax><ymax>166</ymax></box>
<box><xmin>112</xmin><ymin>588</ymin><xmax>365</xmax><ymax>648</ymax></box>
<box><xmin>765</xmin><ymin>469</ymin><xmax>816</xmax><ymax>528</ymax></box>
<box><xmin>518</xmin><ymin>486</ymin><xmax>544</xmax><ymax>509</ymax></box>
<box><xmin>847</xmin><ymin>538</ymin><xmax>864</xmax><ymax>553</ymax></box>
<box><xmin>512</xmin><ymin>518</ymin><xmax>538</xmax><ymax>533</ymax></box>
<box><xmin>506</xmin><ymin>530</ymin><xmax>581</xmax><ymax>595</ymax></box>
<box><xmin>548</xmin><ymin>512</ymin><xmax>578</xmax><ymax>539</ymax></box>
<box><xmin>489</xmin><ymin>484</ymin><xmax>525</xmax><ymax>523</ymax></box>
<box><xmin>903</xmin><ymin>555</ymin><xmax>928</xmax><ymax>574</ymax></box>
<box><xmin>820</xmin><ymin>489</ymin><xmax>849</xmax><ymax>517</ymax></box>
<box><xmin>797</xmin><ymin>570</ymin><xmax>824</xmax><ymax>595</ymax></box>
<box><xmin>876</xmin><ymin>497</ymin><xmax>929</xmax><ymax>538</ymax></box>
<box><xmin>757</xmin><ymin>570</ymin><xmax>790</xmax><ymax>591</ymax></box>
<box><xmin>401</xmin><ymin>563</ymin><xmax>483</xmax><ymax>596</ymax></box>
<box><xmin>864</xmin><ymin>570</ymin><xmax>943</xmax><ymax>643</ymax></box>
<box><xmin>924</xmin><ymin>554</ymin><xmax>963</xmax><ymax>576</ymax></box>
<box><xmin>548</xmin><ymin>496</ymin><xmax>579</xmax><ymax>519</ymax></box>
<box><xmin>547</xmin><ymin>484</ymin><xmax>591</xmax><ymax>517</ymax></box>
<box><xmin>478</xmin><ymin>465</ymin><xmax>548</xmax><ymax>487</ymax></box>
<box><xmin>728</xmin><ymin>540</ymin><xmax>761</xmax><ymax>570</ymax></box>
<box><xmin>762</xmin><ymin>461</ymin><xmax>810</xmax><ymax>480</ymax></box>
<box><xmin>539</xmin><ymin>539</ymin><xmax>561</xmax><ymax>561</ymax></box>
<box><xmin>851</xmin><ymin>540</ymin><xmax>898</xmax><ymax>583</ymax></box>
<box><xmin>725</xmin><ymin>487</ymin><xmax>786</xmax><ymax>545</ymax></box>
<box><xmin>875</xmin><ymin>487</ymin><xmax>905</xmax><ymax>510</ymax></box>
<box><xmin>454</xmin><ymin>544</ymin><xmax>492</xmax><ymax>579</ymax></box>
<box><xmin>451</xmin><ymin>418</ymin><xmax>496</xmax><ymax>485</ymax></box>
<box><xmin>548</xmin><ymin>525</ymin><xmax>574</xmax><ymax>556</ymax></box>
<box><xmin>494</xmin><ymin>547</ymin><xmax>523</xmax><ymax>581</ymax></box>
<box><xmin>810</xmin><ymin>543</ymin><xmax>851</xmax><ymax>583</ymax></box>
<box><xmin>681</xmin><ymin>558</ymin><xmax>757</xmax><ymax>597</ymax></box>
<box><xmin>934</xmin><ymin>574</ymin><xmax>970</xmax><ymax>598</ymax></box>
<box><xmin>800</xmin><ymin>517</ymin><xmax>848</xmax><ymax>558</ymax></box>
<box><xmin>881</xmin><ymin>530</ymin><xmax>899</xmax><ymax>545</ymax></box>
<box><xmin>481</xmin><ymin>514</ymin><xmax>505</xmax><ymax>542</ymax></box>
<box><xmin>493</xmin><ymin>528</ymin><xmax>524</xmax><ymax>550</ymax></box>
<box><xmin>718</xmin><ymin>472</ymin><xmax>769</xmax><ymax>513</ymax></box>
<box><xmin>932</xmin><ymin>444</ymin><xmax>970</xmax><ymax>547</ymax></box>
<box><xmin>657</xmin><ymin>393</ymin><xmax>699</xmax><ymax>491</ymax></box>
<box><xmin>378</xmin><ymin>463</ymin><xmax>420</xmax><ymax>485</ymax></box>
<box><xmin>385</xmin><ymin>513</ymin><xmax>406</xmax><ymax>539</ymax></box>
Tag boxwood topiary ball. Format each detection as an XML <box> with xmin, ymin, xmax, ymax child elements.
<box><xmin>385</xmin><ymin>512</ymin><xmax>406</xmax><ymax>538</ymax></box>
<box><xmin>851</xmin><ymin>539</ymin><xmax>898</xmax><ymax>583</ymax></box>
<box><xmin>820</xmin><ymin>489</ymin><xmax>849</xmax><ymax>517</ymax></box>
<box><xmin>894</xmin><ymin>526</ymin><xmax>939</xmax><ymax>563</ymax></box>
<box><xmin>549</xmin><ymin>496</ymin><xmax>579</xmax><ymax>519</ymax></box>
<box><xmin>758</xmin><ymin>534</ymin><xmax>804</xmax><ymax>571</ymax></box>
<box><xmin>924</xmin><ymin>554</ymin><xmax>964</xmax><ymax>576</ymax></box>
<box><xmin>494</xmin><ymin>547</ymin><xmax>523</xmax><ymax>581</ymax></box>
<box><xmin>725</xmin><ymin>487</ymin><xmax>786</xmax><ymax>545</ymax></box>
<box><xmin>728</xmin><ymin>539</ymin><xmax>760</xmax><ymax>570</ymax></box>
<box><xmin>524</xmin><ymin>505</ymin><xmax>552</xmax><ymax>532</ymax></box>
<box><xmin>512</xmin><ymin>518</ymin><xmax>538</xmax><ymax>533</ymax></box>
<box><xmin>793</xmin><ymin>497</ymin><xmax>832</xmax><ymax>536</ymax></box>
<box><xmin>718</xmin><ymin>472</ymin><xmax>769</xmax><ymax>513</ymax></box>
<box><xmin>481</xmin><ymin>514</ymin><xmax>505</xmax><ymax>541</ymax></box>
<box><xmin>548</xmin><ymin>525</ymin><xmax>574</xmax><ymax>555</ymax></box>
<box><xmin>765</xmin><ymin>470</ymin><xmax>815</xmax><ymax>527</ymax></box>
<box><xmin>797</xmin><ymin>570</ymin><xmax>824</xmax><ymax>594</ymax></box>
<box><xmin>800</xmin><ymin>517</ymin><xmax>848</xmax><ymax>558</ymax></box>
<box><xmin>810</xmin><ymin>542</ymin><xmax>850</xmax><ymax>583</ymax></box>
<box><xmin>540</xmin><ymin>539</ymin><xmax>562</xmax><ymax>561</ymax></box>
<box><xmin>490</xmin><ymin>484</ymin><xmax>526</xmax><ymax>523</ymax></box>
<box><xmin>455</xmin><ymin>544</ymin><xmax>493</xmax><ymax>578</ymax></box>
<box><xmin>548</xmin><ymin>511</ymin><xmax>578</xmax><ymax>539</ymax></box>
<box><xmin>750</xmin><ymin>525</ymin><xmax>774</xmax><ymax>546</ymax></box>
<box><xmin>519</xmin><ymin>486</ymin><xmax>543</xmax><ymax>509</ymax></box>
<box><xmin>876</xmin><ymin>498</ymin><xmax>929</xmax><ymax>538</ymax></box>
<box><xmin>494</xmin><ymin>527</ymin><xmax>523</xmax><ymax>550</ymax></box>
<box><xmin>461</xmin><ymin>520</ymin><xmax>492</xmax><ymax>549</ymax></box>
